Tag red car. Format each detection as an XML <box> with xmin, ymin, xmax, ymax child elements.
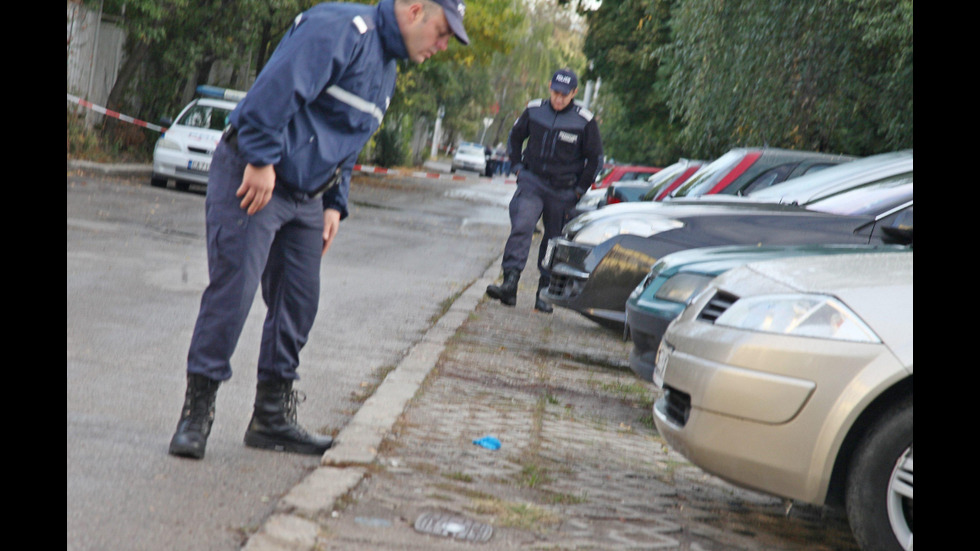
<box><xmin>666</xmin><ymin>147</ymin><xmax>855</xmax><ymax>199</ymax></box>
<box><xmin>604</xmin><ymin>158</ymin><xmax>707</xmax><ymax>206</ymax></box>
<box><xmin>593</xmin><ymin>164</ymin><xmax>661</xmax><ymax>190</ymax></box>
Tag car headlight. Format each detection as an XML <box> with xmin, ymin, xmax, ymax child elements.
<box><xmin>572</xmin><ymin>216</ymin><xmax>683</xmax><ymax>245</ymax></box>
<box><xmin>715</xmin><ymin>293</ymin><xmax>881</xmax><ymax>343</ymax></box>
<box><xmin>654</xmin><ymin>273</ymin><xmax>715</xmax><ymax>304</ymax></box>
<box><xmin>155</xmin><ymin>137</ymin><xmax>182</xmax><ymax>152</ymax></box>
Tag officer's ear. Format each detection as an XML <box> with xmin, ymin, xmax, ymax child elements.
<box><xmin>407</xmin><ymin>1</ymin><xmax>426</xmax><ymax>23</ymax></box>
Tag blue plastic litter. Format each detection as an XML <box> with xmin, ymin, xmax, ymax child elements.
<box><xmin>472</xmin><ymin>436</ymin><xmax>501</xmax><ymax>450</ymax></box>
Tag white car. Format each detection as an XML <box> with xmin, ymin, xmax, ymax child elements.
<box><xmin>451</xmin><ymin>142</ymin><xmax>487</xmax><ymax>174</ymax></box>
<box><xmin>151</xmin><ymin>95</ymin><xmax>240</xmax><ymax>190</ymax></box>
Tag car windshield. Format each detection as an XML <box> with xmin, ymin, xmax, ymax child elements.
<box><xmin>641</xmin><ymin>162</ymin><xmax>690</xmax><ymax>199</ymax></box>
<box><xmin>459</xmin><ymin>145</ymin><xmax>484</xmax><ymax>155</ymax></box>
<box><xmin>671</xmin><ymin>150</ymin><xmax>747</xmax><ymax>198</ymax></box>
<box><xmin>806</xmin><ymin>173</ymin><xmax>913</xmax><ymax>216</ymax></box>
<box><xmin>177</xmin><ymin>103</ymin><xmax>233</xmax><ymax>131</ymax></box>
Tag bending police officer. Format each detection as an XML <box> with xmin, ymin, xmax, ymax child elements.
<box><xmin>168</xmin><ymin>0</ymin><xmax>469</xmax><ymax>460</ymax></box>
<box><xmin>486</xmin><ymin>69</ymin><xmax>603</xmax><ymax>312</ymax></box>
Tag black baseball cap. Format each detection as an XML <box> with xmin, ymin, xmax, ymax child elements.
<box><xmin>433</xmin><ymin>0</ymin><xmax>469</xmax><ymax>45</ymax></box>
<box><xmin>551</xmin><ymin>69</ymin><xmax>578</xmax><ymax>94</ymax></box>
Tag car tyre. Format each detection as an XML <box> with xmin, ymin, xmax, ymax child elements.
<box><xmin>175</xmin><ymin>181</ymin><xmax>191</xmax><ymax>191</ymax></box>
<box><xmin>150</xmin><ymin>176</ymin><xmax>168</xmax><ymax>188</ymax></box>
<box><xmin>845</xmin><ymin>397</ymin><xmax>912</xmax><ymax>551</ymax></box>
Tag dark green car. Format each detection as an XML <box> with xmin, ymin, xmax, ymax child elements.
<box><xmin>625</xmin><ymin>243</ymin><xmax>910</xmax><ymax>382</ymax></box>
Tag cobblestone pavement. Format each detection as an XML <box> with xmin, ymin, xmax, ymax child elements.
<box><xmin>313</xmin><ymin>265</ymin><xmax>861</xmax><ymax>551</ymax></box>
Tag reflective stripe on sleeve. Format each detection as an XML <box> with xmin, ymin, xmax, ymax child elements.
<box><xmin>325</xmin><ymin>85</ymin><xmax>385</xmax><ymax>125</ymax></box>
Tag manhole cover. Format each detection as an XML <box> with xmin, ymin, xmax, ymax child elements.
<box><xmin>413</xmin><ymin>512</ymin><xmax>493</xmax><ymax>543</ymax></box>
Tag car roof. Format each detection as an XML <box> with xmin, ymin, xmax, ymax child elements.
<box><xmin>191</xmin><ymin>97</ymin><xmax>239</xmax><ymax>110</ymax></box>
<box><xmin>749</xmin><ymin>150</ymin><xmax>912</xmax><ymax>205</ymax></box>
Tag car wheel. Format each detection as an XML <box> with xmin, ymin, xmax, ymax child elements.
<box><xmin>175</xmin><ymin>181</ymin><xmax>191</xmax><ymax>191</ymax></box>
<box><xmin>150</xmin><ymin>176</ymin><xmax>167</xmax><ymax>188</ymax></box>
<box><xmin>845</xmin><ymin>397</ymin><xmax>912</xmax><ymax>551</ymax></box>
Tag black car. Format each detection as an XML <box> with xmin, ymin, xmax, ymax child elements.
<box><xmin>542</xmin><ymin>173</ymin><xmax>913</xmax><ymax>330</ymax></box>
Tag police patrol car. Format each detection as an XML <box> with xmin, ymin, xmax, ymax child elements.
<box><xmin>151</xmin><ymin>86</ymin><xmax>245</xmax><ymax>190</ymax></box>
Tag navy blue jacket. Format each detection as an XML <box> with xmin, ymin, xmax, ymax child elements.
<box><xmin>508</xmin><ymin>99</ymin><xmax>603</xmax><ymax>196</ymax></box>
<box><xmin>229</xmin><ymin>0</ymin><xmax>408</xmax><ymax>219</ymax></box>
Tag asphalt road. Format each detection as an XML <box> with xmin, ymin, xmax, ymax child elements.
<box><xmin>67</xmin><ymin>169</ymin><xmax>513</xmax><ymax>551</ymax></box>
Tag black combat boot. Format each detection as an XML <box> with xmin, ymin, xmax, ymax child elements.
<box><xmin>243</xmin><ymin>379</ymin><xmax>334</xmax><ymax>455</ymax></box>
<box><xmin>534</xmin><ymin>288</ymin><xmax>553</xmax><ymax>313</ymax></box>
<box><xmin>486</xmin><ymin>269</ymin><xmax>520</xmax><ymax>306</ymax></box>
<box><xmin>169</xmin><ymin>373</ymin><xmax>221</xmax><ymax>459</ymax></box>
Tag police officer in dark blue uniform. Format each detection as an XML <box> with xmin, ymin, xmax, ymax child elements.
<box><xmin>486</xmin><ymin>69</ymin><xmax>603</xmax><ymax>312</ymax></box>
<box><xmin>169</xmin><ymin>0</ymin><xmax>469</xmax><ymax>460</ymax></box>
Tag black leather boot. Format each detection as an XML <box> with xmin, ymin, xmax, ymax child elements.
<box><xmin>534</xmin><ymin>289</ymin><xmax>553</xmax><ymax>313</ymax></box>
<box><xmin>486</xmin><ymin>269</ymin><xmax>520</xmax><ymax>306</ymax></box>
<box><xmin>244</xmin><ymin>379</ymin><xmax>334</xmax><ymax>455</ymax></box>
<box><xmin>169</xmin><ymin>374</ymin><xmax>220</xmax><ymax>459</ymax></box>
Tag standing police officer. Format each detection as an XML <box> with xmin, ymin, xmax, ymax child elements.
<box><xmin>168</xmin><ymin>0</ymin><xmax>469</xmax><ymax>460</ymax></box>
<box><xmin>486</xmin><ymin>68</ymin><xmax>603</xmax><ymax>312</ymax></box>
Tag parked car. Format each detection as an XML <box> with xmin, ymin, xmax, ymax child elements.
<box><xmin>451</xmin><ymin>142</ymin><xmax>488</xmax><ymax>174</ymax></box>
<box><xmin>593</xmin><ymin>164</ymin><xmax>662</xmax><ymax>189</ymax></box>
<box><xmin>652</xmin><ymin>251</ymin><xmax>912</xmax><ymax>551</ymax></box>
<box><xmin>624</xmin><ymin>243</ymin><xmax>910</xmax><ymax>382</ymax></box>
<box><xmin>664</xmin><ymin>147</ymin><xmax>855</xmax><ymax>200</ymax></box>
<box><xmin>601</xmin><ymin>158</ymin><xmax>707</xmax><ymax>208</ymax></box>
<box><xmin>641</xmin><ymin>158</ymin><xmax>707</xmax><ymax>202</ymax></box>
<box><xmin>573</xmin><ymin>164</ymin><xmax>664</xmax><ymax>215</ymax></box>
<box><xmin>565</xmin><ymin>149</ymin><xmax>913</xmax><ymax>228</ymax></box>
<box><xmin>574</xmin><ymin>146</ymin><xmax>855</xmax><ymax>217</ymax></box>
<box><xmin>542</xmin><ymin>172</ymin><xmax>913</xmax><ymax>329</ymax></box>
<box><xmin>151</xmin><ymin>87</ymin><xmax>244</xmax><ymax>190</ymax></box>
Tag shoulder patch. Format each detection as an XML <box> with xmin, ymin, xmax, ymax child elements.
<box><xmin>352</xmin><ymin>15</ymin><xmax>369</xmax><ymax>34</ymax></box>
<box><xmin>294</xmin><ymin>13</ymin><xmax>303</xmax><ymax>28</ymax></box>
<box><xmin>527</xmin><ymin>99</ymin><xmax>544</xmax><ymax>108</ymax></box>
<box><xmin>576</xmin><ymin>106</ymin><xmax>594</xmax><ymax>122</ymax></box>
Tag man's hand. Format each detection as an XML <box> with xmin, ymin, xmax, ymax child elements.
<box><xmin>322</xmin><ymin>208</ymin><xmax>342</xmax><ymax>256</ymax></box>
<box><xmin>236</xmin><ymin>164</ymin><xmax>276</xmax><ymax>215</ymax></box>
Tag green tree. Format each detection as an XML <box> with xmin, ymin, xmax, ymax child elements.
<box><xmin>583</xmin><ymin>0</ymin><xmax>681</xmax><ymax>166</ymax></box>
<box><xmin>661</xmin><ymin>0</ymin><xmax>912</xmax><ymax>158</ymax></box>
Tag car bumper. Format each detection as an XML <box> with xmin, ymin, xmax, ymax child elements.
<box><xmin>543</xmin><ymin>238</ymin><xmax>657</xmax><ymax>327</ymax></box>
<box><xmin>452</xmin><ymin>161</ymin><xmax>485</xmax><ymax>173</ymax></box>
<box><xmin>624</xmin><ymin>300</ymin><xmax>682</xmax><ymax>381</ymax></box>
<box><xmin>153</xmin><ymin>149</ymin><xmax>213</xmax><ymax>185</ymax></box>
<box><xmin>652</xmin><ymin>319</ymin><xmax>903</xmax><ymax>505</ymax></box>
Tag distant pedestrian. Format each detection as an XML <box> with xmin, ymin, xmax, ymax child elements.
<box><xmin>168</xmin><ymin>0</ymin><xmax>469</xmax><ymax>461</ymax></box>
<box><xmin>486</xmin><ymin>68</ymin><xmax>603</xmax><ymax>312</ymax></box>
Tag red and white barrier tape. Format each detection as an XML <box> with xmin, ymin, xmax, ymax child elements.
<box><xmin>68</xmin><ymin>93</ymin><xmax>515</xmax><ymax>184</ymax></box>
<box><xmin>351</xmin><ymin>164</ymin><xmax>514</xmax><ymax>184</ymax></box>
<box><xmin>67</xmin><ymin>93</ymin><xmax>168</xmax><ymax>133</ymax></box>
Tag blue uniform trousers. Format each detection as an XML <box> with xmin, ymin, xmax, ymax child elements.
<box><xmin>186</xmin><ymin>138</ymin><xmax>324</xmax><ymax>383</ymax></box>
<box><xmin>501</xmin><ymin>171</ymin><xmax>579</xmax><ymax>289</ymax></box>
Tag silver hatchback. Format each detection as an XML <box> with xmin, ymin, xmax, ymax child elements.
<box><xmin>653</xmin><ymin>252</ymin><xmax>912</xmax><ymax>551</ymax></box>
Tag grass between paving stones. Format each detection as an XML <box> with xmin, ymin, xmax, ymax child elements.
<box><xmin>470</xmin><ymin>498</ymin><xmax>560</xmax><ymax>532</ymax></box>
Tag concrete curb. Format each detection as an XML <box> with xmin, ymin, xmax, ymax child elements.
<box><xmin>67</xmin><ymin>159</ymin><xmax>153</xmax><ymax>178</ymax></box>
<box><xmin>242</xmin><ymin>257</ymin><xmax>502</xmax><ymax>551</ymax></box>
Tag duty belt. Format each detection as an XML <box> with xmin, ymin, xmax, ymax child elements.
<box><xmin>526</xmin><ymin>165</ymin><xmax>578</xmax><ymax>189</ymax></box>
<box><xmin>222</xmin><ymin>126</ymin><xmax>341</xmax><ymax>201</ymax></box>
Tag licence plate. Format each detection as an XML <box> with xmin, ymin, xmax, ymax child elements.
<box><xmin>652</xmin><ymin>343</ymin><xmax>672</xmax><ymax>388</ymax></box>
<box><xmin>543</xmin><ymin>240</ymin><xmax>555</xmax><ymax>268</ymax></box>
<box><xmin>188</xmin><ymin>160</ymin><xmax>210</xmax><ymax>172</ymax></box>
